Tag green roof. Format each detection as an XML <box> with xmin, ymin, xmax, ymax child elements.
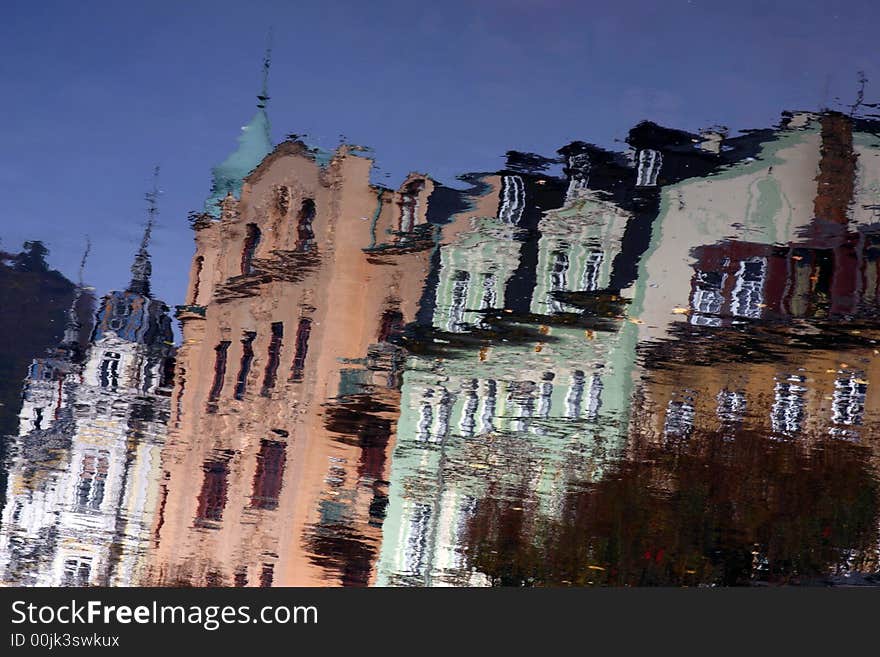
<box><xmin>204</xmin><ymin>106</ymin><xmax>273</xmax><ymax>217</ymax></box>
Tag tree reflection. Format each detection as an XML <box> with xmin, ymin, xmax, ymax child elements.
<box><xmin>463</xmin><ymin>429</ymin><xmax>880</xmax><ymax>586</ymax></box>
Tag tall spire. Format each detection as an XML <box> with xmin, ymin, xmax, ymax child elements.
<box><xmin>204</xmin><ymin>36</ymin><xmax>274</xmax><ymax>217</ymax></box>
<box><xmin>129</xmin><ymin>166</ymin><xmax>159</xmax><ymax>295</ymax></box>
<box><xmin>61</xmin><ymin>237</ymin><xmax>91</xmax><ymax>350</ymax></box>
<box><xmin>257</xmin><ymin>30</ymin><xmax>272</xmax><ymax>110</ymax></box>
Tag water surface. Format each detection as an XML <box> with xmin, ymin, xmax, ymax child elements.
<box><xmin>1</xmin><ymin>109</ymin><xmax>879</xmax><ymax>587</ymax></box>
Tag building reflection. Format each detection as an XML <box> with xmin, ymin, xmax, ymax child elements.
<box><xmin>0</xmin><ymin>209</ymin><xmax>175</xmax><ymax>586</ymax></box>
<box><xmin>377</xmin><ymin>155</ymin><xmax>644</xmax><ymax>585</ymax></box>
<box><xmin>380</xmin><ymin>110</ymin><xmax>880</xmax><ymax>585</ymax></box>
<box><xmin>637</xmin><ymin>111</ymin><xmax>880</xmax><ymax>443</ymax></box>
<box><xmin>143</xmin><ymin>90</ymin><xmax>433</xmax><ymax>584</ymax></box>
<box><xmin>2</xmin><ymin>106</ymin><xmax>880</xmax><ymax>587</ymax></box>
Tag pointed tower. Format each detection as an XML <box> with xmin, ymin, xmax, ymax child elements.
<box><xmin>204</xmin><ymin>42</ymin><xmax>274</xmax><ymax>217</ymax></box>
<box><xmin>92</xmin><ymin>168</ymin><xmax>173</xmax><ymax>348</ymax></box>
<box><xmin>58</xmin><ymin>238</ymin><xmax>92</xmax><ymax>359</ymax></box>
<box><xmin>128</xmin><ymin>168</ymin><xmax>159</xmax><ymax>296</ymax></box>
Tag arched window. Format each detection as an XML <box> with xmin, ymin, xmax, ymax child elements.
<box><xmin>241</xmin><ymin>223</ymin><xmax>261</xmax><ymax>275</ymax></box>
<box><xmin>275</xmin><ymin>185</ymin><xmax>291</xmax><ymax>215</ymax></box>
<box><xmin>399</xmin><ymin>180</ymin><xmax>425</xmax><ymax>232</ymax></box>
<box><xmin>295</xmin><ymin>199</ymin><xmax>316</xmax><ymax>252</ymax></box>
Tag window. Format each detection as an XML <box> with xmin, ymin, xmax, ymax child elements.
<box><xmin>580</xmin><ymin>249</ymin><xmax>604</xmax><ymax>292</ymax></box>
<box><xmin>477</xmin><ymin>273</ymin><xmax>497</xmax><ymax>328</ymax></box>
<box><xmin>404</xmin><ymin>504</ymin><xmax>432</xmax><ymax>576</ymax></box>
<box><xmin>498</xmin><ymin>175</ymin><xmax>525</xmax><ymax>225</ymax></box>
<box><xmin>233</xmin><ymin>332</ymin><xmax>257</xmax><ymax>400</ymax></box>
<box><xmin>550</xmin><ymin>249</ymin><xmax>570</xmax><ymax>292</ymax></box>
<box><xmin>99</xmin><ymin>352</ymin><xmax>121</xmax><ymax>389</ymax></box>
<box><xmin>460</xmin><ymin>379</ymin><xmax>479</xmax><ymax>435</ymax></box>
<box><xmin>549</xmin><ymin>248</ymin><xmax>570</xmax><ymax>312</ymax></box>
<box><xmin>691</xmin><ymin>270</ymin><xmax>726</xmax><ymax>326</ymax></box>
<box><xmin>141</xmin><ymin>355</ymin><xmax>160</xmax><ymax>393</ymax></box>
<box><xmin>480</xmin><ymin>379</ymin><xmax>497</xmax><ymax>434</ymax></box>
<box><xmin>730</xmin><ymin>257</ymin><xmax>767</xmax><ymax>319</ymax></box>
<box><xmin>251</xmin><ymin>439</ymin><xmax>287</xmax><ymax>510</ymax></box>
<box><xmin>160</xmin><ymin>355</ymin><xmax>176</xmax><ymax>389</ymax></box>
<box><xmin>260</xmin><ymin>322</ymin><xmax>284</xmax><ymax>396</ymax></box>
<box><xmin>290</xmin><ymin>318</ymin><xmax>312</xmax><ymax>382</ymax></box>
<box><xmin>399</xmin><ymin>180</ymin><xmax>425</xmax><ymax>233</ymax></box>
<box><xmin>636</xmin><ymin>149</ymin><xmax>662</xmax><ymax>187</ymax></box>
<box><xmin>62</xmin><ymin>557</ymin><xmax>92</xmax><ymax>587</ymax></box>
<box><xmin>196</xmin><ymin>460</ymin><xmax>229</xmax><ymax>523</ymax></box>
<box><xmin>831</xmin><ymin>373</ymin><xmax>867</xmax><ymax>430</ymax></box>
<box><xmin>208</xmin><ymin>341</ymin><xmax>231</xmax><ymax>403</ymax></box>
<box><xmin>275</xmin><ymin>186</ymin><xmax>291</xmax><ymax>215</ymax></box>
<box><xmin>585</xmin><ymin>373</ymin><xmax>603</xmax><ymax>420</ymax></box>
<box><xmin>508</xmin><ymin>381</ymin><xmax>536</xmax><ymax>432</ymax></box>
<box><xmin>566</xmin><ymin>370</ymin><xmax>585</xmax><ymax>418</ymax></box>
<box><xmin>241</xmin><ymin>223</ymin><xmax>261</xmax><ymax>275</ymax></box>
<box><xmin>434</xmin><ymin>389</ymin><xmax>453</xmax><ymax>443</ymax></box>
<box><xmin>190</xmin><ymin>256</ymin><xmax>204</xmax><ymax>305</ymax></box>
<box><xmin>295</xmin><ymin>200</ymin><xmax>316</xmax><ymax>252</ymax></box>
<box><xmin>76</xmin><ymin>449</ymin><xmax>109</xmax><ymax>511</ymax></box>
<box><xmin>447</xmin><ymin>270</ymin><xmax>470</xmax><ymax>332</ymax></box>
<box><xmin>377</xmin><ymin>309</ymin><xmax>403</xmax><ymax>343</ymax></box>
<box><xmin>664</xmin><ymin>393</ymin><xmax>695</xmax><ymax>439</ymax></box>
<box><xmin>717</xmin><ymin>389</ymin><xmax>747</xmax><ymax>425</ymax></box>
<box><xmin>416</xmin><ymin>389</ymin><xmax>434</xmax><ymax>443</ymax></box>
<box><xmin>173</xmin><ymin>365</ymin><xmax>186</xmax><ymax>424</ymax></box>
<box><xmin>771</xmin><ymin>374</ymin><xmax>807</xmax><ymax>436</ymax></box>
<box><xmin>538</xmin><ymin>373</ymin><xmax>554</xmax><ymax>418</ymax></box>
<box><xmin>259</xmin><ymin>563</ymin><xmax>274</xmax><ymax>588</ymax></box>
<box><xmin>480</xmin><ymin>273</ymin><xmax>497</xmax><ymax>310</ymax></box>
<box><xmin>204</xmin><ymin>571</ymin><xmax>224</xmax><ymax>587</ymax></box>
<box><xmin>369</xmin><ymin>488</ymin><xmax>389</xmax><ymax>527</ymax></box>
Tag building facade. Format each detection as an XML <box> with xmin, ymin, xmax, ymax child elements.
<box><xmin>144</xmin><ymin>137</ymin><xmax>433</xmax><ymax>586</ymax></box>
<box><xmin>0</xmin><ymin>227</ymin><xmax>175</xmax><ymax>586</ymax></box>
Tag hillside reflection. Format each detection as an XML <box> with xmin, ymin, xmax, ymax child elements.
<box><xmin>2</xmin><ymin>109</ymin><xmax>880</xmax><ymax>586</ymax></box>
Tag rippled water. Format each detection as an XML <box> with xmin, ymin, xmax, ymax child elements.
<box><xmin>2</xmin><ymin>110</ymin><xmax>880</xmax><ymax>587</ymax></box>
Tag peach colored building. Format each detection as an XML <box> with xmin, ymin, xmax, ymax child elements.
<box><xmin>144</xmin><ymin>140</ymin><xmax>433</xmax><ymax>586</ymax></box>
